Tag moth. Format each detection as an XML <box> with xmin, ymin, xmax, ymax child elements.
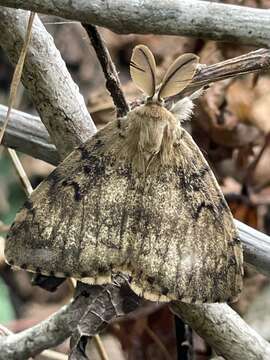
<box><xmin>5</xmin><ymin>45</ymin><xmax>243</xmax><ymax>303</ymax></box>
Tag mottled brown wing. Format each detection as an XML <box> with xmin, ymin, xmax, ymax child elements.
<box><xmin>5</xmin><ymin>118</ymin><xmax>132</xmax><ymax>281</ymax></box>
<box><xmin>128</xmin><ymin>128</ymin><xmax>243</xmax><ymax>303</ymax></box>
<box><xmin>5</xmin><ymin>119</ymin><xmax>243</xmax><ymax>303</ymax></box>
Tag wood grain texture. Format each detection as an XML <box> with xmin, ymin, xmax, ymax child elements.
<box><xmin>171</xmin><ymin>301</ymin><xmax>270</xmax><ymax>360</ymax></box>
<box><xmin>0</xmin><ymin>1</ymin><xmax>270</xmax><ymax>47</ymax></box>
<box><xmin>0</xmin><ymin>105</ymin><xmax>59</xmax><ymax>165</ymax></box>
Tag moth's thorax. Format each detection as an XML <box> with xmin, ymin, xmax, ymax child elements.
<box><xmin>125</xmin><ymin>103</ymin><xmax>179</xmax><ymax>171</ymax></box>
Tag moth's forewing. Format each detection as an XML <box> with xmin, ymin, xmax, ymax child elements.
<box><xmin>5</xmin><ymin>108</ymin><xmax>243</xmax><ymax>303</ymax></box>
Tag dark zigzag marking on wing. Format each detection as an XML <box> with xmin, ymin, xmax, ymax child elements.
<box><xmin>192</xmin><ymin>195</ymin><xmax>229</xmax><ymax>221</ymax></box>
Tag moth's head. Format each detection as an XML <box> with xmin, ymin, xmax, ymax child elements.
<box><xmin>130</xmin><ymin>44</ymin><xmax>201</xmax><ymax>120</ymax></box>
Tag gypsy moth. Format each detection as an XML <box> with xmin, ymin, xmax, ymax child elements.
<box><xmin>5</xmin><ymin>45</ymin><xmax>243</xmax><ymax>303</ymax></box>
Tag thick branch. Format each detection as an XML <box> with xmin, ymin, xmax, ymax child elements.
<box><xmin>0</xmin><ymin>291</ymin><xmax>92</xmax><ymax>360</ymax></box>
<box><xmin>235</xmin><ymin>220</ymin><xmax>270</xmax><ymax>277</ymax></box>
<box><xmin>171</xmin><ymin>302</ymin><xmax>270</xmax><ymax>360</ymax></box>
<box><xmin>0</xmin><ymin>105</ymin><xmax>59</xmax><ymax>165</ymax></box>
<box><xmin>1</xmin><ymin>1</ymin><xmax>270</xmax><ymax>47</ymax></box>
<box><xmin>0</xmin><ymin>7</ymin><xmax>96</xmax><ymax>159</ymax></box>
<box><xmin>0</xmin><ymin>278</ymin><xmax>141</xmax><ymax>360</ymax></box>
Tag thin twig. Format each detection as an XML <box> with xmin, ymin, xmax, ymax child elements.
<box><xmin>0</xmin><ymin>10</ymin><xmax>35</xmax><ymax>199</ymax></box>
<box><xmin>82</xmin><ymin>24</ymin><xmax>129</xmax><ymax>118</ymax></box>
<box><xmin>0</xmin><ymin>11</ymin><xmax>35</xmax><ymax>144</ymax></box>
<box><xmin>93</xmin><ymin>334</ymin><xmax>110</xmax><ymax>360</ymax></box>
<box><xmin>178</xmin><ymin>48</ymin><xmax>270</xmax><ymax>98</ymax></box>
<box><xmin>8</xmin><ymin>148</ymin><xmax>33</xmax><ymax>196</ymax></box>
<box><xmin>39</xmin><ymin>349</ymin><xmax>68</xmax><ymax>360</ymax></box>
<box><xmin>0</xmin><ymin>12</ymin><xmax>35</xmax><ymax>198</ymax></box>
<box><xmin>171</xmin><ymin>302</ymin><xmax>270</xmax><ymax>360</ymax></box>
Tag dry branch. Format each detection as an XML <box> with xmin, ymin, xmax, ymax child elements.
<box><xmin>82</xmin><ymin>24</ymin><xmax>129</xmax><ymax>118</ymax></box>
<box><xmin>171</xmin><ymin>302</ymin><xmax>270</xmax><ymax>360</ymax></box>
<box><xmin>236</xmin><ymin>220</ymin><xmax>270</xmax><ymax>277</ymax></box>
<box><xmin>0</xmin><ymin>105</ymin><xmax>59</xmax><ymax>165</ymax></box>
<box><xmin>0</xmin><ymin>295</ymin><xmax>84</xmax><ymax>360</ymax></box>
<box><xmin>0</xmin><ymin>11</ymin><xmax>35</xmax><ymax>143</ymax></box>
<box><xmin>0</xmin><ymin>7</ymin><xmax>96</xmax><ymax>159</ymax></box>
<box><xmin>0</xmin><ymin>278</ymin><xmax>141</xmax><ymax>360</ymax></box>
<box><xmin>0</xmin><ymin>0</ymin><xmax>270</xmax><ymax>47</ymax></box>
<box><xmin>185</xmin><ymin>49</ymin><xmax>270</xmax><ymax>94</ymax></box>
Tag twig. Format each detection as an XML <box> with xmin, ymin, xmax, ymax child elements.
<box><xmin>1</xmin><ymin>0</ymin><xmax>270</xmax><ymax>47</ymax></box>
<box><xmin>235</xmin><ymin>219</ymin><xmax>270</xmax><ymax>277</ymax></box>
<box><xmin>0</xmin><ymin>301</ymin><xmax>81</xmax><ymax>360</ymax></box>
<box><xmin>0</xmin><ymin>105</ymin><xmax>59</xmax><ymax>165</ymax></box>
<box><xmin>82</xmin><ymin>24</ymin><xmax>129</xmax><ymax>118</ymax></box>
<box><xmin>0</xmin><ymin>11</ymin><xmax>35</xmax><ymax>144</ymax></box>
<box><xmin>93</xmin><ymin>334</ymin><xmax>110</xmax><ymax>360</ymax></box>
<box><xmin>8</xmin><ymin>148</ymin><xmax>33</xmax><ymax>196</ymax></box>
<box><xmin>179</xmin><ymin>48</ymin><xmax>270</xmax><ymax>98</ymax></box>
<box><xmin>39</xmin><ymin>349</ymin><xmax>68</xmax><ymax>360</ymax></box>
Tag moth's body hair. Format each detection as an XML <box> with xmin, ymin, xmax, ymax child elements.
<box><xmin>169</xmin><ymin>97</ymin><xmax>195</xmax><ymax>123</ymax></box>
<box><xmin>5</xmin><ymin>45</ymin><xmax>243</xmax><ymax>304</ymax></box>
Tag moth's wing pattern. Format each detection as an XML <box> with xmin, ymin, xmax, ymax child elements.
<box><xmin>5</xmin><ymin>118</ymin><xmax>243</xmax><ymax>303</ymax></box>
<box><xmin>129</xmin><ymin>128</ymin><xmax>243</xmax><ymax>303</ymax></box>
<box><xmin>5</xmin><ymin>118</ymin><xmax>134</xmax><ymax>282</ymax></box>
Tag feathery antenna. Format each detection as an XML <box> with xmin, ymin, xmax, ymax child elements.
<box><xmin>158</xmin><ymin>53</ymin><xmax>199</xmax><ymax>100</ymax></box>
<box><xmin>130</xmin><ymin>45</ymin><xmax>157</xmax><ymax>98</ymax></box>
